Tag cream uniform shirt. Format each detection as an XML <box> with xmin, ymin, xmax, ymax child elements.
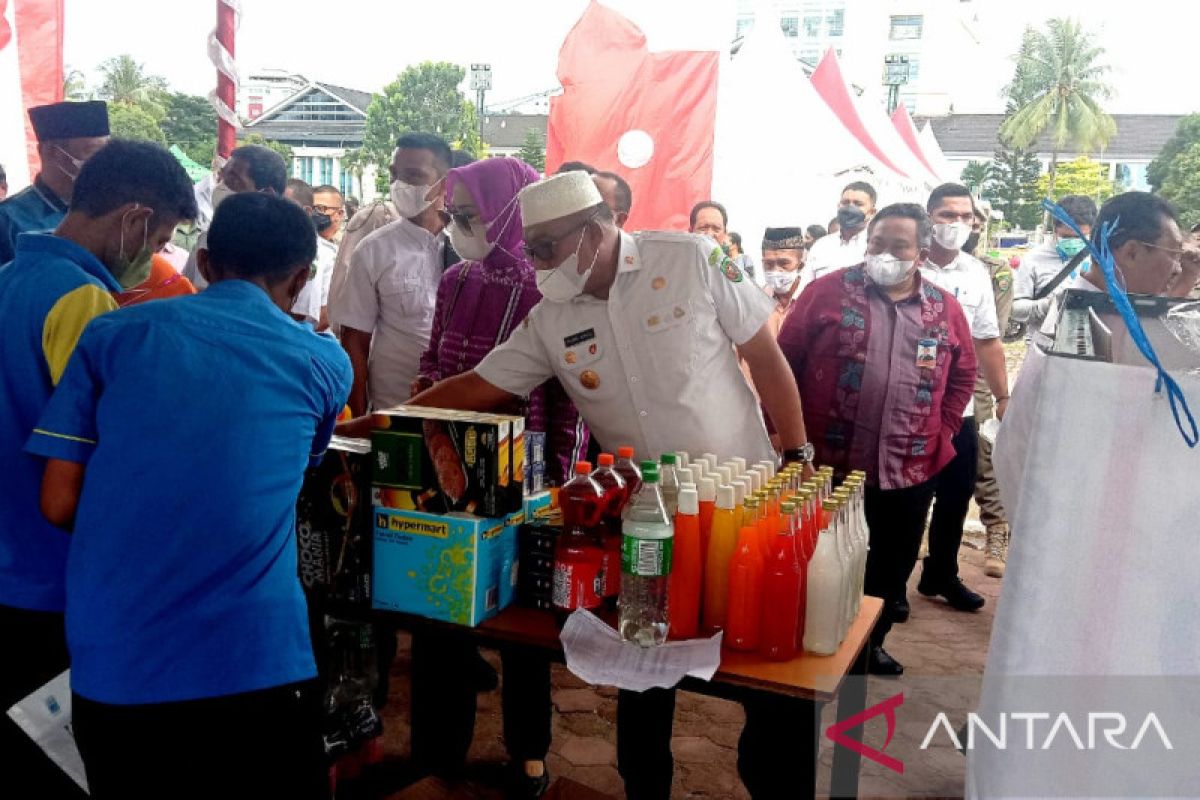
<box><xmin>476</xmin><ymin>231</ymin><xmax>778</xmax><ymax>465</ymax></box>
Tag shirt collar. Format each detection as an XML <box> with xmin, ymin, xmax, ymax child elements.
<box><xmin>14</xmin><ymin>233</ymin><xmax>122</xmax><ymax>293</ymax></box>
<box><xmin>617</xmin><ymin>230</ymin><xmax>640</xmax><ymax>273</ymax></box>
<box><xmin>927</xmin><ymin>250</ymin><xmax>971</xmax><ymax>273</ymax></box>
<box><xmin>398</xmin><ymin>215</ymin><xmax>442</xmax><ymax>245</ymax></box>
<box><xmin>204</xmin><ymin>278</ymin><xmax>295</xmax><ymax>318</ymax></box>
<box><xmin>32</xmin><ymin>176</ymin><xmax>68</xmax><ymax>213</ymax></box>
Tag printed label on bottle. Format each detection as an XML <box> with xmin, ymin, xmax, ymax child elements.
<box><xmin>553</xmin><ymin>561</ymin><xmax>602</xmax><ymax>609</ymax></box>
<box><xmin>621</xmin><ymin>536</ymin><xmax>673</xmax><ymax>578</ymax></box>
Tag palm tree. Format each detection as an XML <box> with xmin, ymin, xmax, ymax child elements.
<box><xmin>960</xmin><ymin>161</ymin><xmax>991</xmax><ymax>194</ymax></box>
<box><xmin>62</xmin><ymin>67</ymin><xmax>89</xmax><ymax>101</ymax></box>
<box><xmin>998</xmin><ymin>19</ymin><xmax>1116</xmax><ymax>204</ymax></box>
<box><xmin>96</xmin><ymin>55</ymin><xmax>167</xmax><ymax>108</ymax></box>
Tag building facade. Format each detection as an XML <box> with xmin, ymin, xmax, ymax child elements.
<box><xmin>481</xmin><ymin>114</ymin><xmax>547</xmax><ymax>160</ymax></box>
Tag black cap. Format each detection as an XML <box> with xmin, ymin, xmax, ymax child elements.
<box><xmin>762</xmin><ymin>226</ymin><xmax>805</xmax><ymax>250</ymax></box>
<box><xmin>28</xmin><ymin>101</ymin><xmax>110</xmax><ymax>142</ymax></box>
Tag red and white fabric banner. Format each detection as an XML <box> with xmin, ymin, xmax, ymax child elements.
<box><xmin>0</xmin><ymin>0</ymin><xmax>63</xmax><ymax>190</ymax></box>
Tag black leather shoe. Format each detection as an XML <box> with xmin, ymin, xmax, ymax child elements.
<box><xmin>868</xmin><ymin>646</ymin><xmax>904</xmax><ymax>677</ymax></box>
<box><xmin>919</xmin><ymin>575</ymin><xmax>985</xmax><ymax>612</ymax></box>
<box><xmin>506</xmin><ymin>761</ymin><xmax>551</xmax><ymax>799</ymax></box>
<box><xmin>888</xmin><ymin>597</ymin><xmax>911</xmax><ymax>624</ymax></box>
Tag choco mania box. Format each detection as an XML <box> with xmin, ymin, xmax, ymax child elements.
<box><xmin>296</xmin><ymin>436</ymin><xmax>373</xmax><ymax>607</ymax></box>
<box><xmin>372</xmin><ymin>507</ymin><xmax>522</xmax><ymax>626</ymax></box>
<box><xmin>371</xmin><ymin>408</ymin><xmax>524</xmax><ymax>518</ymax></box>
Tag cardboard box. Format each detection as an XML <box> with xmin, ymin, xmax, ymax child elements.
<box><xmin>372</xmin><ymin>507</ymin><xmax>522</xmax><ymax>626</ymax></box>
<box><xmin>524</xmin><ymin>430</ymin><xmax>545</xmax><ymax>494</ymax></box>
<box><xmin>372</xmin><ymin>408</ymin><xmax>524</xmax><ymax>518</ymax></box>
<box><xmin>296</xmin><ymin>437</ymin><xmax>373</xmax><ymax>606</ymax></box>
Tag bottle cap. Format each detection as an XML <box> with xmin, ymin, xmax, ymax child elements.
<box><xmin>781</xmin><ymin>501</ymin><xmax>796</xmax><ymax>515</ymax></box>
<box><xmin>731</xmin><ymin>457</ymin><xmax>747</xmax><ymax>475</ymax></box>
<box><xmin>722</xmin><ymin>460</ymin><xmax>742</xmax><ymax>478</ymax></box>
<box><xmin>698</xmin><ymin>477</ymin><xmax>717</xmax><ymax>502</ymax></box>
<box><xmin>701</xmin><ymin>453</ymin><xmax>719</xmax><ymax>470</ymax></box>
<box><xmin>747</xmin><ymin>470</ymin><xmax>761</xmax><ymax>494</ymax></box>
<box><xmin>744</xmin><ymin>497</ymin><xmax>759</xmax><ymax>511</ymax></box>
<box><xmin>757</xmin><ymin>460</ymin><xmax>777</xmax><ymax>479</ymax></box>
<box><xmin>618</xmin><ymin>446</ymin><xmax>635</xmax><ymax>459</ymax></box>
<box><xmin>686</xmin><ymin>465</ymin><xmax>706</xmax><ymax>487</ymax></box>
<box><xmin>677</xmin><ymin>486</ymin><xmax>699</xmax><ymax>515</ymax></box>
<box><xmin>640</xmin><ymin>461</ymin><xmax>659</xmax><ymax>482</ymax></box>
<box><xmin>731</xmin><ymin>480</ymin><xmax>745</xmax><ymax>506</ymax></box>
<box><xmin>679</xmin><ymin>482</ymin><xmax>696</xmax><ymax>494</ymax></box>
<box><xmin>676</xmin><ymin>451</ymin><xmax>690</xmax><ymax>469</ymax></box>
<box><xmin>819</xmin><ymin>465</ymin><xmax>834</xmax><ymax>474</ymax></box>
<box><xmin>822</xmin><ymin>498</ymin><xmax>839</xmax><ymax>512</ymax></box>
<box><xmin>597</xmin><ymin>453</ymin><xmax>615</xmax><ymax>467</ymax></box>
<box><xmin>716</xmin><ymin>484</ymin><xmax>736</xmax><ymax>510</ymax></box>
<box><xmin>660</xmin><ymin>453</ymin><xmax>676</xmax><ymax>466</ymax></box>
<box><xmin>575</xmin><ymin>461</ymin><xmax>592</xmax><ymax>475</ymax></box>
<box><xmin>717</xmin><ymin>466</ymin><xmax>733</xmax><ymax>487</ymax></box>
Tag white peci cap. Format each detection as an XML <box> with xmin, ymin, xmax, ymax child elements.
<box><xmin>716</xmin><ymin>484</ymin><xmax>736</xmax><ymax>510</ymax></box>
<box><xmin>678</xmin><ymin>486</ymin><xmax>699</xmax><ymax>516</ymax></box>
<box><xmin>518</xmin><ymin>171</ymin><xmax>604</xmax><ymax>227</ymax></box>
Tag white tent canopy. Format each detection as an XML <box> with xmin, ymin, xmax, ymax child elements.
<box><xmin>918</xmin><ymin>122</ymin><xmax>958</xmax><ymax>184</ymax></box>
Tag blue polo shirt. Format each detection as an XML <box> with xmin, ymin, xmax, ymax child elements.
<box><xmin>0</xmin><ymin>233</ymin><xmax>120</xmax><ymax>612</ymax></box>
<box><xmin>0</xmin><ymin>178</ymin><xmax>69</xmax><ymax>264</ymax></box>
<box><xmin>26</xmin><ymin>279</ymin><xmax>352</xmax><ymax>704</ymax></box>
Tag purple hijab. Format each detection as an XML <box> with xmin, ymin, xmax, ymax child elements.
<box><xmin>444</xmin><ymin>157</ymin><xmax>541</xmax><ymax>275</ymax></box>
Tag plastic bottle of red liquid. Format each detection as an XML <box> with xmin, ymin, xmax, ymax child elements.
<box><xmin>760</xmin><ymin>501</ymin><xmax>804</xmax><ymax>660</ymax></box>
<box><xmin>615</xmin><ymin>446</ymin><xmax>643</xmax><ymax>496</ymax></box>
<box><xmin>553</xmin><ymin>461</ymin><xmax>606</xmax><ymax>613</ymax></box>
<box><xmin>590</xmin><ymin>454</ymin><xmax>628</xmax><ymax>605</ymax></box>
<box><xmin>725</xmin><ymin>526</ymin><xmax>764</xmax><ymax>651</ymax></box>
<box><xmin>668</xmin><ymin>486</ymin><xmax>703</xmax><ymax>640</ymax></box>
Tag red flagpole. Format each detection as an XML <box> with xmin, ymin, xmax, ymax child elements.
<box><xmin>216</xmin><ymin>1</ymin><xmax>236</xmax><ymax>160</ymax></box>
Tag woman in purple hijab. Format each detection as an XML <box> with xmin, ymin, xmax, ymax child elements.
<box><xmin>409</xmin><ymin>157</ymin><xmax>581</xmax><ymax>797</ymax></box>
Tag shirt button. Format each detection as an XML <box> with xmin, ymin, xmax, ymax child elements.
<box><xmin>630</xmin><ymin>376</ymin><xmax>639</xmax><ymax>383</ymax></box>
<box><xmin>639</xmin><ymin>411</ymin><xmax>647</xmax><ymax>418</ymax></box>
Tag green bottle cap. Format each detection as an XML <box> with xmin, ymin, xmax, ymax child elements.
<box><xmin>640</xmin><ymin>461</ymin><xmax>660</xmax><ymax>482</ymax></box>
<box><xmin>660</xmin><ymin>453</ymin><xmax>676</xmax><ymax>465</ymax></box>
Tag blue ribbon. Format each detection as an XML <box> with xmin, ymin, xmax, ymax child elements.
<box><xmin>1042</xmin><ymin>199</ymin><xmax>1198</xmax><ymax>448</ymax></box>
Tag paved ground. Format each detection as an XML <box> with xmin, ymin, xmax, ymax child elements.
<box><xmin>369</xmin><ymin>546</ymin><xmax>1000</xmax><ymax>799</ymax></box>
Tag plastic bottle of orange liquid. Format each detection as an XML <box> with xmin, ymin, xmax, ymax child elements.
<box><xmin>701</xmin><ymin>485</ymin><xmax>738</xmax><ymax>635</ymax></box>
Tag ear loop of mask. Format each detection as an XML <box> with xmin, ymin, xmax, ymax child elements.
<box><xmin>119</xmin><ymin>204</ymin><xmax>149</xmax><ymax>262</ymax></box>
<box><xmin>481</xmin><ymin>192</ymin><xmax>524</xmax><ymax>262</ymax></box>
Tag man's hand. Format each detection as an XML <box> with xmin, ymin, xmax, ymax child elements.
<box><xmin>410</xmin><ymin>376</ymin><xmax>434</xmax><ymax>399</ymax></box>
<box><xmin>996</xmin><ymin>396</ymin><xmax>1010</xmax><ymax>421</ymax></box>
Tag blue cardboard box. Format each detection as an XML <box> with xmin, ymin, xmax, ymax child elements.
<box><xmin>372</xmin><ymin>507</ymin><xmax>522</xmax><ymax>626</ymax></box>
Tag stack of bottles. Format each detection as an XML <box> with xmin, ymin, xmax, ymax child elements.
<box><xmin>549</xmin><ymin>449</ymin><xmax>871</xmax><ymax>658</ymax></box>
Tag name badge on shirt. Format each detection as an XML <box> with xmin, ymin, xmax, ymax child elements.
<box><xmin>916</xmin><ymin>338</ymin><xmax>938</xmax><ymax>369</ymax></box>
<box><xmin>564</xmin><ymin>328</ymin><xmax>595</xmax><ymax>348</ymax></box>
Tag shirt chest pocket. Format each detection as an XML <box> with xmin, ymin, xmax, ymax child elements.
<box><xmin>641</xmin><ymin>299</ymin><xmax>698</xmax><ymax>376</ymax></box>
<box><xmin>381</xmin><ymin>271</ymin><xmax>435</xmax><ymax>319</ymax></box>
<box><xmin>558</xmin><ymin>339</ymin><xmax>622</xmax><ymax>403</ymax></box>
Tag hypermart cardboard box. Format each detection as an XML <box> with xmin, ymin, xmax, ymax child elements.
<box><xmin>372</xmin><ymin>507</ymin><xmax>522</xmax><ymax>626</ymax></box>
<box><xmin>371</xmin><ymin>407</ymin><xmax>524</xmax><ymax>518</ymax></box>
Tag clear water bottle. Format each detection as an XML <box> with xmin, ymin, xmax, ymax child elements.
<box><xmin>619</xmin><ymin>460</ymin><xmax>674</xmax><ymax>646</ymax></box>
<box><xmin>658</xmin><ymin>453</ymin><xmax>681</xmax><ymax>517</ymax></box>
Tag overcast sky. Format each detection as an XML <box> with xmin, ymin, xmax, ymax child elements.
<box><xmin>63</xmin><ymin>0</ymin><xmax>1199</xmax><ymax>115</ymax></box>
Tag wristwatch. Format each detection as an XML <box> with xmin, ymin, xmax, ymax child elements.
<box><xmin>783</xmin><ymin>443</ymin><xmax>815</xmax><ymax>465</ymax></box>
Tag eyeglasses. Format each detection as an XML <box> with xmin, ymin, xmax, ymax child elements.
<box><xmin>522</xmin><ymin>214</ymin><xmax>597</xmax><ymax>262</ymax></box>
<box><xmin>445</xmin><ymin>206</ymin><xmax>480</xmax><ymax>233</ymax></box>
<box><xmin>313</xmin><ymin>204</ymin><xmax>343</xmax><ymax>215</ymax></box>
<box><xmin>1140</xmin><ymin>241</ymin><xmax>1189</xmax><ymax>263</ymax></box>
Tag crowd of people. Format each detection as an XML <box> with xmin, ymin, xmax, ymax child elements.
<box><xmin>1</xmin><ymin>98</ymin><xmax>1198</xmax><ymax>800</ymax></box>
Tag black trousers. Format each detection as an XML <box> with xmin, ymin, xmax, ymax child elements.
<box><xmin>410</xmin><ymin>631</ymin><xmax>552</xmax><ymax>774</ymax></box>
<box><xmin>0</xmin><ymin>604</ymin><xmax>86</xmax><ymax>800</ymax></box>
<box><xmin>923</xmin><ymin>417</ymin><xmax>979</xmax><ymax>586</ymax></box>
<box><xmin>72</xmin><ymin>680</ymin><xmax>328</xmax><ymax>800</ymax></box>
<box><xmin>862</xmin><ymin>479</ymin><xmax>938</xmax><ymax>646</ymax></box>
<box><xmin>616</xmin><ymin>688</ymin><xmax>819</xmax><ymax>800</ymax></box>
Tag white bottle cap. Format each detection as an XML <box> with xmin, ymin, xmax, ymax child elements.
<box><xmin>686</xmin><ymin>465</ymin><xmax>706</xmax><ymax>487</ymax></box>
<box><xmin>677</xmin><ymin>486</ymin><xmax>699</xmax><ymax>516</ymax></box>
<box><xmin>747</xmin><ymin>470</ymin><xmax>761</xmax><ymax>495</ymax></box>
<box><xmin>753</xmin><ymin>465</ymin><xmax>771</xmax><ymax>488</ymax></box>
<box><xmin>722</xmin><ymin>460</ymin><xmax>741</xmax><ymax>478</ymax></box>
<box><xmin>731</xmin><ymin>457</ymin><xmax>747</xmax><ymax>475</ymax></box>
<box><xmin>736</xmin><ymin>476</ymin><xmax>754</xmax><ymax>503</ymax></box>
<box><xmin>757</xmin><ymin>460</ymin><xmax>777</xmax><ymax>479</ymax></box>
<box><xmin>731</xmin><ymin>480</ymin><xmax>745</xmax><ymax>506</ymax></box>
<box><xmin>675</xmin><ymin>451</ymin><xmax>689</xmax><ymax>470</ymax></box>
<box><xmin>679</xmin><ymin>481</ymin><xmax>696</xmax><ymax>495</ymax></box>
<box><xmin>716</xmin><ymin>484</ymin><xmax>736</xmax><ymax>510</ymax></box>
<box><xmin>717</xmin><ymin>466</ymin><xmax>733</xmax><ymax>487</ymax></box>
<box><xmin>701</xmin><ymin>453</ymin><xmax>719</xmax><ymax>470</ymax></box>
<box><xmin>698</xmin><ymin>477</ymin><xmax>717</xmax><ymax>503</ymax></box>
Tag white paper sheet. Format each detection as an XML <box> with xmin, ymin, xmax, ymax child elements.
<box><xmin>7</xmin><ymin>669</ymin><xmax>88</xmax><ymax>792</ymax></box>
<box><xmin>558</xmin><ymin>609</ymin><xmax>723</xmax><ymax>692</ymax></box>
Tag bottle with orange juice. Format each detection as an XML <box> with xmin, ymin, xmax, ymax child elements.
<box><xmin>724</xmin><ymin>525</ymin><xmax>763</xmax><ymax>651</ymax></box>
<box><xmin>702</xmin><ymin>485</ymin><xmax>738</xmax><ymax>635</ymax></box>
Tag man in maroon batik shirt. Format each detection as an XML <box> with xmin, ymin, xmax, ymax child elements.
<box><xmin>778</xmin><ymin>203</ymin><xmax>977</xmax><ymax>677</ymax></box>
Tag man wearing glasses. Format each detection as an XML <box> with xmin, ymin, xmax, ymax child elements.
<box><xmin>313</xmin><ymin>185</ymin><xmax>346</xmax><ymax>245</ymax></box>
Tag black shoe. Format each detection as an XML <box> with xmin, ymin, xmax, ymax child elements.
<box><xmin>470</xmin><ymin>649</ymin><xmax>499</xmax><ymax>692</ymax></box>
<box><xmin>506</xmin><ymin>761</ymin><xmax>551</xmax><ymax>799</ymax></box>
<box><xmin>888</xmin><ymin>597</ymin><xmax>911</xmax><ymax>624</ymax></box>
<box><xmin>918</xmin><ymin>575</ymin><xmax>985</xmax><ymax>612</ymax></box>
<box><xmin>868</xmin><ymin>646</ymin><xmax>904</xmax><ymax>677</ymax></box>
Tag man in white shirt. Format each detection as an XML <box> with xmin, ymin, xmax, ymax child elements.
<box><xmin>374</xmin><ymin>172</ymin><xmax>813</xmax><ymax>800</ymax></box>
<box><xmin>1012</xmin><ymin>195</ymin><xmax>1097</xmax><ymax>329</ymax></box>
<box><xmin>329</xmin><ymin>133</ymin><xmax>453</xmax><ymax>414</ymax></box>
<box><xmin>805</xmin><ymin>180</ymin><xmax>876</xmax><ymax>281</ymax></box>
<box><xmin>914</xmin><ymin>184</ymin><xmax>1011</xmax><ymax>615</ymax></box>
<box><xmin>283</xmin><ymin>178</ymin><xmax>338</xmax><ymax>330</ymax></box>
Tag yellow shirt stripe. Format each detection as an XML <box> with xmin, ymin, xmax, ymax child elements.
<box><xmin>41</xmin><ymin>284</ymin><xmax>118</xmax><ymax>385</ymax></box>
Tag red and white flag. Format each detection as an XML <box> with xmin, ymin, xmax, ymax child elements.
<box><xmin>0</xmin><ymin>0</ymin><xmax>64</xmax><ymax>191</ymax></box>
<box><xmin>546</xmin><ymin>1</ymin><xmax>720</xmax><ymax>232</ymax></box>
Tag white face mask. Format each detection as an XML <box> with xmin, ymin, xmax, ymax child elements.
<box><xmin>536</xmin><ymin>223</ymin><xmax>600</xmax><ymax>303</ymax></box>
<box><xmin>449</xmin><ymin>220</ymin><xmax>494</xmax><ymax>261</ymax></box>
<box><xmin>863</xmin><ymin>252</ymin><xmax>915</xmax><ymax>287</ymax></box>
<box><xmin>764</xmin><ymin>270</ymin><xmax>799</xmax><ymax>295</ymax></box>
<box><xmin>932</xmin><ymin>222</ymin><xmax>971</xmax><ymax>250</ymax></box>
<box><xmin>390</xmin><ymin>180</ymin><xmax>436</xmax><ymax>220</ymax></box>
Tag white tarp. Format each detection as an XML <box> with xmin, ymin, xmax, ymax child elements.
<box><xmin>918</xmin><ymin>122</ymin><xmax>957</xmax><ymax>185</ymax></box>
<box><xmin>967</xmin><ymin>344</ymin><xmax>1200</xmax><ymax>797</ymax></box>
<box><xmin>852</xmin><ymin>87</ymin><xmax>941</xmax><ymax>193</ymax></box>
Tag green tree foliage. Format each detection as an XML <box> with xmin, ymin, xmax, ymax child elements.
<box><xmin>1147</xmin><ymin>114</ymin><xmax>1200</xmax><ymax>193</ymax></box>
<box><xmin>96</xmin><ymin>55</ymin><xmax>168</xmax><ymax>118</ymax></box>
<box><xmin>518</xmin><ymin>128</ymin><xmax>547</xmax><ymax>173</ymax></box>
<box><xmin>108</xmin><ymin>102</ymin><xmax>166</xmax><ymax>145</ymax></box>
<box><xmin>1034</xmin><ymin>156</ymin><xmax>1116</xmax><ymax>203</ymax></box>
<box><xmin>161</xmin><ymin>93</ymin><xmax>218</xmax><ymax>167</ymax></box>
<box><xmin>63</xmin><ymin>66</ymin><xmax>89</xmax><ymax>101</ymax></box>
<box><xmin>987</xmin><ymin>148</ymin><xmax>1042</xmax><ymax>229</ymax></box>
<box><xmin>1157</xmin><ymin>141</ymin><xmax>1200</xmax><ymax>231</ymax></box>
<box><xmin>998</xmin><ymin>19</ymin><xmax>1116</xmax><ymax>200</ymax></box>
<box><xmin>960</xmin><ymin>161</ymin><xmax>990</xmax><ymax>194</ymax></box>
<box><xmin>361</xmin><ymin>62</ymin><xmax>482</xmax><ymax>175</ymax></box>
